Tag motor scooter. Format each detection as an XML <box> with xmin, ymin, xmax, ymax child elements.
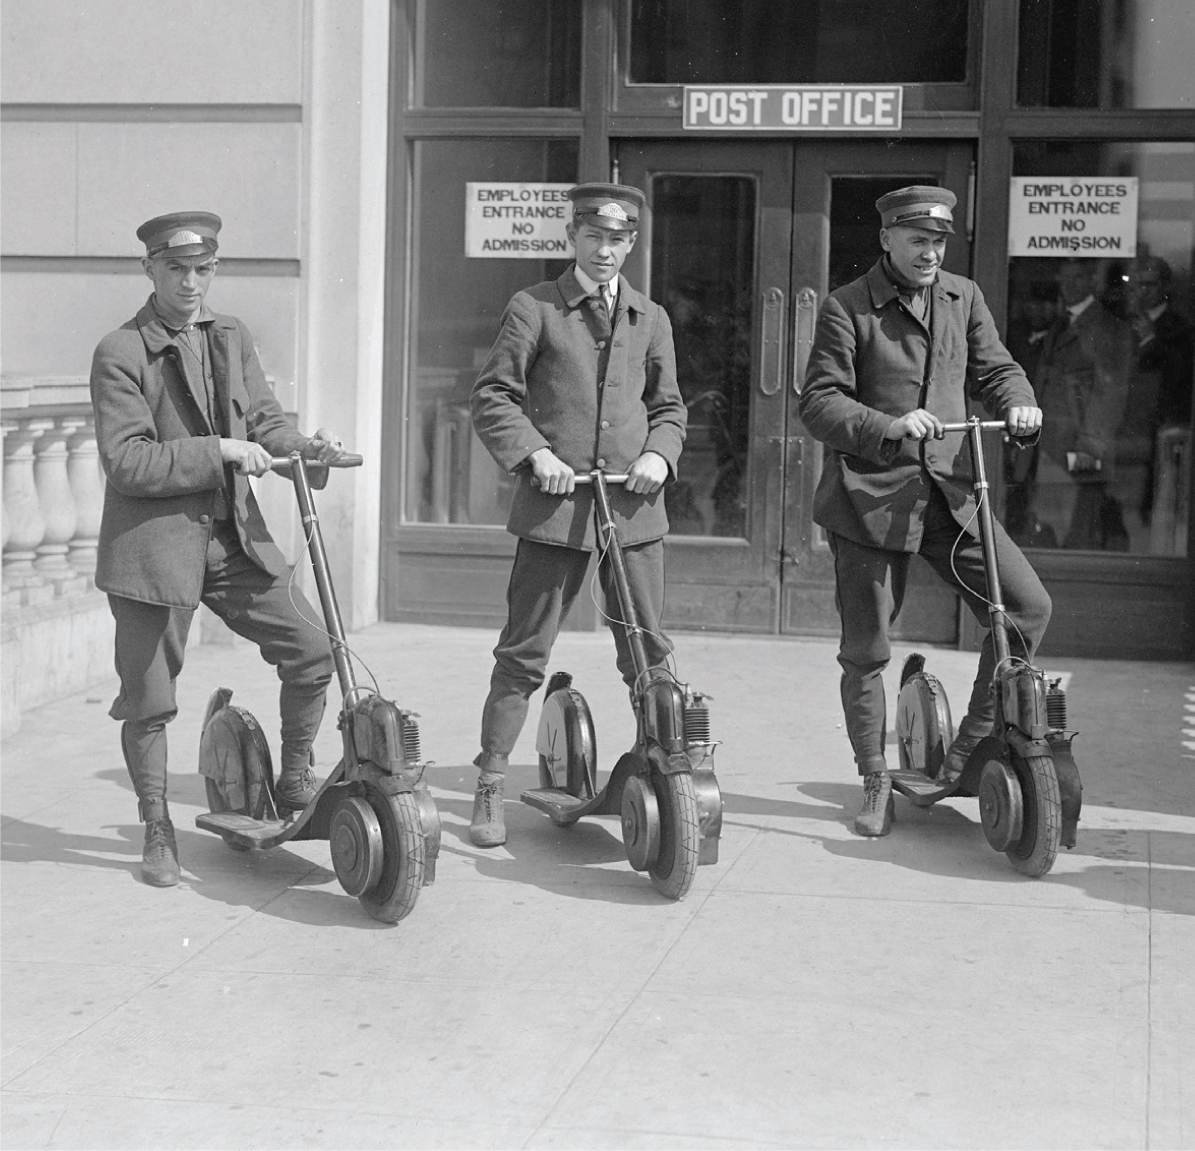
<box><xmin>520</xmin><ymin>471</ymin><xmax>723</xmax><ymax>899</ymax></box>
<box><xmin>892</xmin><ymin>419</ymin><xmax>1082</xmax><ymax>876</ymax></box>
<box><xmin>195</xmin><ymin>452</ymin><xmax>441</xmax><ymax>922</ymax></box>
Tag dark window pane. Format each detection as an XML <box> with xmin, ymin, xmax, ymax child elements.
<box><xmin>415</xmin><ymin>0</ymin><xmax>581</xmax><ymax>108</ymax></box>
<box><xmin>406</xmin><ymin>139</ymin><xmax>578</xmax><ymax>524</ymax></box>
<box><xmin>1018</xmin><ymin>0</ymin><xmax>1195</xmax><ymax>108</ymax></box>
<box><xmin>828</xmin><ymin>175</ymin><xmax>938</xmax><ymax>292</ymax></box>
<box><xmin>630</xmin><ymin>0</ymin><xmax>969</xmax><ymax>85</ymax></box>
<box><xmin>650</xmin><ymin>176</ymin><xmax>755</xmax><ymax>537</ymax></box>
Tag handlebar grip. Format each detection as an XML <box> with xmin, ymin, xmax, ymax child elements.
<box><xmin>572</xmin><ymin>473</ymin><xmax>629</xmax><ymax>485</ymax></box>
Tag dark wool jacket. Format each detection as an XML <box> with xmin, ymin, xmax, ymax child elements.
<box><xmin>91</xmin><ymin>296</ymin><xmax>309</xmax><ymax>608</ymax></box>
<box><xmin>799</xmin><ymin>260</ymin><xmax>1037</xmax><ymax>553</ymax></box>
<box><xmin>470</xmin><ymin>267</ymin><xmax>687</xmax><ymax>551</ymax></box>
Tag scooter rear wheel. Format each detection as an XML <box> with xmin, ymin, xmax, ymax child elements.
<box><xmin>357</xmin><ymin>786</ymin><xmax>426</xmax><ymax>923</ymax></box>
<box><xmin>1005</xmin><ymin>754</ymin><xmax>1062</xmax><ymax>877</ymax></box>
<box><xmin>648</xmin><ymin>771</ymin><xmax>700</xmax><ymax>900</ymax></box>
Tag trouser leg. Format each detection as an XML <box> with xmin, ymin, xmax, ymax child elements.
<box><xmin>201</xmin><ymin>521</ymin><xmax>334</xmax><ymax>774</ymax></box>
<box><xmin>596</xmin><ymin>537</ymin><xmax>672</xmax><ymax>690</ymax></box>
<box><xmin>108</xmin><ymin>595</ymin><xmax>192</xmax><ymax>820</ymax></box>
<box><xmin>479</xmin><ymin>538</ymin><xmax>591</xmax><ymax>761</ymax></box>
<box><xmin>829</xmin><ymin>533</ymin><xmax>908</xmax><ymax>775</ymax></box>
<box><xmin>917</xmin><ymin>488</ymin><xmax>1052</xmax><ymax>730</ymax></box>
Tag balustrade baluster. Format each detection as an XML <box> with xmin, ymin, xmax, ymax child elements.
<box><xmin>3</xmin><ymin>417</ymin><xmax>53</xmax><ymax>602</ymax></box>
<box><xmin>34</xmin><ymin>416</ymin><xmax>85</xmax><ymax>593</ymax></box>
<box><xmin>67</xmin><ymin>414</ymin><xmax>103</xmax><ymax>583</ymax></box>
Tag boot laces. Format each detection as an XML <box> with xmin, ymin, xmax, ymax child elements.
<box><xmin>862</xmin><ymin>772</ymin><xmax>888</xmax><ymax>812</ymax></box>
<box><xmin>145</xmin><ymin>819</ymin><xmax>176</xmax><ymax>858</ymax></box>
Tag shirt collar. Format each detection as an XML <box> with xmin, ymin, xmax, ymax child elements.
<box><xmin>152</xmin><ymin>295</ymin><xmax>216</xmax><ymax>335</ymax></box>
<box><xmin>1067</xmin><ymin>295</ymin><xmax>1095</xmax><ymax>321</ymax></box>
<box><xmin>573</xmin><ymin>264</ymin><xmax>618</xmax><ymax>303</ymax></box>
<box><xmin>881</xmin><ymin>254</ymin><xmax>933</xmax><ymax>298</ymax></box>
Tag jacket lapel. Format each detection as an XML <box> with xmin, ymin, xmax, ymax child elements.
<box><xmin>136</xmin><ymin>297</ymin><xmax>212</xmax><ymax>429</ymax></box>
<box><xmin>207</xmin><ymin>317</ymin><xmax>238</xmax><ymax>434</ymax></box>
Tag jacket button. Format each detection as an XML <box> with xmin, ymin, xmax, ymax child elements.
<box><xmin>597</xmin><ymin>458</ymin><xmax>607</xmax><ymax>468</ymax></box>
<box><xmin>597</xmin><ymin>340</ymin><xmax>606</xmax><ymax>349</ymax></box>
<box><xmin>601</xmin><ymin>420</ymin><xmax>610</xmax><ymax>429</ymax></box>
<box><xmin>199</xmin><ymin>514</ymin><xmax>211</xmax><ymax>524</ymax></box>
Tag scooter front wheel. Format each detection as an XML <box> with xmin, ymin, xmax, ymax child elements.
<box><xmin>357</xmin><ymin>786</ymin><xmax>426</xmax><ymax>923</ymax></box>
<box><xmin>1005</xmin><ymin>754</ymin><xmax>1062</xmax><ymax>877</ymax></box>
<box><xmin>648</xmin><ymin>770</ymin><xmax>700</xmax><ymax>900</ymax></box>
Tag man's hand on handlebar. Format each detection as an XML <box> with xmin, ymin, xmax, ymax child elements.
<box><xmin>625</xmin><ymin>451</ymin><xmax>668</xmax><ymax>495</ymax></box>
<box><xmin>220</xmin><ymin>438</ymin><xmax>274</xmax><ymax>477</ymax></box>
<box><xmin>884</xmin><ymin>409</ymin><xmax>943</xmax><ymax>441</ymax></box>
<box><xmin>1004</xmin><ymin>406</ymin><xmax>1042</xmax><ymax>438</ymax></box>
<box><xmin>304</xmin><ymin>427</ymin><xmax>348</xmax><ymax>464</ymax></box>
<box><xmin>529</xmin><ymin>447</ymin><xmax>576</xmax><ymax>495</ymax></box>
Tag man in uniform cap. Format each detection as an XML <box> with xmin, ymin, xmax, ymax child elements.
<box><xmin>467</xmin><ymin>181</ymin><xmax>686</xmax><ymax>847</ymax></box>
<box><xmin>90</xmin><ymin>211</ymin><xmax>348</xmax><ymax>886</ymax></box>
<box><xmin>798</xmin><ymin>185</ymin><xmax>1052</xmax><ymax>837</ymax></box>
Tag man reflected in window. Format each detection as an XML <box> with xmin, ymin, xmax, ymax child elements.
<box><xmin>1030</xmin><ymin>258</ymin><xmax>1133</xmax><ymax>550</ymax></box>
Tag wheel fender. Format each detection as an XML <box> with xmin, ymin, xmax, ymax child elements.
<box><xmin>895</xmin><ymin>671</ymin><xmax>954</xmax><ymax>777</ymax></box>
<box><xmin>692</xmin><ymin>766</ymin><xmax>723</xmax><ymax>866</ymax></box>
<box><xmin>415</xmin><ymin>785</ymin><xmax>441</xmax><ymax>886</ymax></box>
<box><xmin>640</xmin><ymin>677</ymin><xmax>686</xmax><ymax>756</ymax></box>
<box><xmin>536</xmin><ymin>686</ymin><xmax>597</xmax><ymax>797</ymax></box>
<box><xmin>1046</xmin><ymin>732</ymin><xmax>1082</xmax><ymax>849</ymax></box>
<box><xmin>198</xmin><ymin>698</ymin><xmax>276</xmax><ymax>820</ymax></box>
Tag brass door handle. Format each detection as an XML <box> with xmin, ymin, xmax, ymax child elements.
<box><xmin>759</xmin><ymin>287</ymin><xmax>785</xmax><ymax>396</ymax></box>
<box><xmin>793</xmin><ymin>287</ymin><xmax>817</xmax><ymax>393</ymax></box>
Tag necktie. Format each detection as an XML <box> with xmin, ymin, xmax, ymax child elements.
<box><xmin>602</xmin><ymin>285</ymin><xmax>614</xmax><ymax>318</ymax></box>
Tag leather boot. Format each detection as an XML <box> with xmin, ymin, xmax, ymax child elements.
<box><xmin>854</xmin><ymin>770</ymin><xmax>894</xmax><ymax>837</ymax></box>
<box><xmin>275</xmin><ymin>763</ymin><xmax>318</xmax><ymax>814</ymax></box>
<box><xmin>141</xmin><ymin>811</ymin><xmax>180</xmax><ymax>887</ymax></box>
<box><xmin>943</xmin><ymin>716</ymin><xmax>993</xmax><ymax>782</ymax></box>
<box><xmin>470</xmin><ymin>767</ymin><xmax>507</xmax><ymax>848</ymax></box>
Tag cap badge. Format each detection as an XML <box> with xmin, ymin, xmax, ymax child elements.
<box><xmin>166</xmin><ymin>230</ymin><xmax>204</xmax><ymax>248</ymax></box>
<box><xmin>595</xmin><ymin>202</ymin><xmax>630</xmax><ymax>222</ymax></box>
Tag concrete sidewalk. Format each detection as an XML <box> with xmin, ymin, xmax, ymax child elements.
<box><xmin>2</xmin><ymin>622</ymin><xmax>1193</xmax><ymax>1150</ymax></box>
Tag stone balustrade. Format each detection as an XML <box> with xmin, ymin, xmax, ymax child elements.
<box><xmin>2</xmin><ymin>376</ymin><xmax>102</xmax><ymax>606</ymax></box>
<box><xmin>2</xmin><ymin>376</ymin><xmax>113</xmax><ymax>738</ymax></box>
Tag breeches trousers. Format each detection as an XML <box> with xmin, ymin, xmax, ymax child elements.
<box><xmin>108</xmin><ymin>520</ymin><xmax>333</xmax><ymax>817</ymax></box>
<box><xmin>829</xmin><ymin>487</ymin><xmax>1051</xmax><ymax>775</ymax></box>
<box><xmin>479</xmin><ymin>536</ymin><xmax>671</xmax><ymax>759</ymax></box>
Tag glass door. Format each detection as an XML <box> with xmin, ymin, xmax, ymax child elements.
<box><xmin>618</xmin><ymin>138</ymin><xmax>974</xmax><ymax>636</ymax></box>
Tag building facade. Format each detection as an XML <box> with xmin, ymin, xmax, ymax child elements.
<box><xmin>383</xmin><ymin>0</ymin><xmax>1195</xmax><ymax>660</ymax></box>
<box><xmin>2</xmin><ymin>0</ymin><xmax>1193</xmax><ymax>732</ymax></box>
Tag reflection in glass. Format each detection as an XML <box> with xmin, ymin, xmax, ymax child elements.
<box><xmin>406</xmin><ymin>139</ymin><xmax>577</xmax><ymax>525</ymax></box>
<box><xmin>412</xmin><ymin>0</ymin><xmax>581</xmax><ymax>108</ymax></box>
<box><xmin>1018</xmin><ymin>0</ymin><xmax>1195</xmax><ymax>108</ymax></box>
<box><xmin>649</xmin><ymin>176</ymin><xmax>755</xmax><ymax>537</ymax></box>
<box><xmin>630</xmin><ymin>0</ymin><xmax>968</xmax><ymax>85</ymax></box>
<box><xmin>1005</xmin><ymin>142</ymin><xmax>1194</xmax><ymax>556</ymax></box>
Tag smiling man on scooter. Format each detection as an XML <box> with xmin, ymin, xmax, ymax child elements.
<box><xmin>468</xmin><ymin>183</ymin><xmax>688</xmax><ymax>848</ymax></box>
<box><xmin>798</xmin><ymin>186</ymin><xmax>1052</xmax><ymax>838</ymax></box>
<box><xmin>90</xmin><ymin>212</ymin><xmax>346</xmax><ymax>886</ymax></box>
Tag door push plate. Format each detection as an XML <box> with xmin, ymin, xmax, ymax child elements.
<box><xmin>759</xmin><ymin>287</ymin><xmax>785</xmax><ymax>396</ymax></box>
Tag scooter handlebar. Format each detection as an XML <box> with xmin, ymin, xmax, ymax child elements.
<box><xmin>936</xmin><ymin>420</ymin><xmax>1008</xmax><ymax>434</ymax></box>
<box><xmin>529</xmin><ymin>471</ymin><xmax>629</xmax><ymax>489</ymax></box>
<box><xmin>269</xmin><ymin>452</ymin><xmax>363</xmax><ymax>476</ymax></box>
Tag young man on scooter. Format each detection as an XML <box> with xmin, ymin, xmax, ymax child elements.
<box><xmin>798</xmin><ymin>186</ymin><xmax>1052</xmax><ymax>838</ymax></box>
<box><xmin>90</xmin><ymin>212</ymin><xmax>347</xmax><ymax>886</ymax></box>
<box><xmin>468</xmin><ymin>183</ymin><xmax>688</xmax><ymax>847</ymax></box>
